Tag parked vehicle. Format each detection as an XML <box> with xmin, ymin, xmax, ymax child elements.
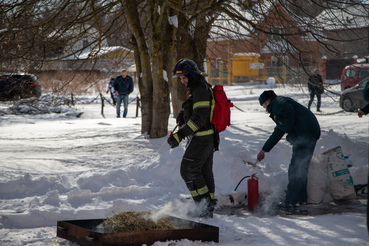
<box><xmin>340</xmin><ymin>77</ymin><xmax>369</xmax><ymax>112</ymax></box>
<box><xmin>340</xmin><ymin>63</ymin><xmax>369</xmax><ymax>91</ymax></box>
<box><xmin>0</xmin><ymin>73</ymin><xmax>41</xmax><ymax>101</ymax></box>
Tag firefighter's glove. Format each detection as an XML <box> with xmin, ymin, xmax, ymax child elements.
<box><xmin>176</xmin><ymin>111</ymin><xmax>184</xmax><ymax>127</ymax></box>
<box><xmin>167</xmin><ymin>132</ymin><xmax>184</xmax><ymax>149</ymax></box>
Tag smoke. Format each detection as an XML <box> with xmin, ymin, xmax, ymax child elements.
<box><xmin>259</xmin><ymin>190</ymin><xmax>285</xmax><ymax>214</ymax></box>
<box><xmin>148</xmin><ymin>199</ymin><xmax>193</xmax><ymax>223</ymax></box>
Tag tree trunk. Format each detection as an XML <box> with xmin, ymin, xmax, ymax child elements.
<box><xmin>150</xmin><ymin>56</ymin><xmax>170</xmax><ymax>138</ymax></box>
<box><xmin>170</xmin><ymin>3</ymin><xmax>217</xmax><ymax>118</ymax></box>
<box><xmin>171</xmin><ymin>11</ymin><xmax>193</xmax><ymax>118</ymax></box>
<box><xmin>149</xmin><ymin>0</ymin><xmax>171</xmax><ymax>138</ymax></box>
<box><xmin>123</xmin><ymin>0</ymin><xmax>216</xmax><ymax>137</ymax></box>
<box><xmin>170</xmin><ymin>76</ymin><xmax>187</xmax><ymax>118</ymax></box>
<box><xmin>192</xmin><ymin>13</ymin><xmax>213</xmax><ymax>72</ymax></box>
<box><xmin>123</xmin><ymin>0</ymin><xmax>153</xmax><ymax>135</ymax></box>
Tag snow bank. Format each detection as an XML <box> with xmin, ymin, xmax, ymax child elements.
<box><xmin>0</xmin><ymin>84</ymin><xmax>368</xmax><ymax>245</ymax></box>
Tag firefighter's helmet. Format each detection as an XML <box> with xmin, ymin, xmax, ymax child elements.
<box><xmin>172</xmin><ymin>58</ymin><xmax>201</xmax><ymax>79</ymax></box>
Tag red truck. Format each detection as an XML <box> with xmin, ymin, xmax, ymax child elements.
<box><xmin>341</xmin><ymin>63</ymin><xmax>369</xmax><ymax>91</ymax></box>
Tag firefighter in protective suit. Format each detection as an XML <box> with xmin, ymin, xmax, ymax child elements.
<box><xmin>167</xmin><ymin>58</ymin><xmax>215</xmax><ymax>218</ymax></box>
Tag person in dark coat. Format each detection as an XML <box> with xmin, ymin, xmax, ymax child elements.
<box><xmin>113</xmin><ymin>69</ymin><xmax>134</xmax><ymax>118</ymax></box>
<box><xmin>256</xmin><ymin>90</ymin><xmax>321</xmax><ymax>208</ymax></box>
<box><xmin>167</xmin><ymin>58</ymin><xmax>215</xmax><ymax>218</ymax></box>
<box><xmin>106</xmin><ymin>77</ymin><xmax>117</xmax><ymax>105</ymax></box>
<box><xmin>308</xmin><ymin>69</ymin><xmax>324</xmax><ymax>112</ymax></box>
<box><xmin>358</xmin><ymin>80</ymin><xmax>369</xmax><ymax>117</ymax></box>
<box><xmin>356</xmin><ymin>80</ymin><xmax>369</xmax><ymax>232</ymax></box>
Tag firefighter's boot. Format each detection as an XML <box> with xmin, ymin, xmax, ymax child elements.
<box><xmin>186</xmin><ymin>196</ymin><xmax>214</xmax><ymax>218</ymax></box>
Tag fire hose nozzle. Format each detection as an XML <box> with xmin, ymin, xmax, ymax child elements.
<box><xmin>169</xmin><ymin>121</ymin><xmax>180</xmax><ymax>137</ymax></box>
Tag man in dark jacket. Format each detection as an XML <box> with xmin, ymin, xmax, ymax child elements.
<box><xmin>308</xmin><ymin>69</ymin><xmax>324</xmax><ymax>112</ymax></box>
<box><xmin>357</xmin><ymin>81</ymin><xmax>369</xmax><ymax>233</ymax></box>
<box><xmin>358</xmin><ymin>80</ymin><xmax>369</xmax><ymax>117</ymax></box>
<box><xmin>114</xmin><ymin>69</ymin><xmax>134</xmax><ymax>118</ymax></box>
<box><xmin>257</xmin><ymin>90</ymin><xmax>321</xmax><ymax>208</ymax></box>
<box><xmin>167</xmin><ymin>58</ymin><xmax>215</xmax><ymax>218</ymax></box>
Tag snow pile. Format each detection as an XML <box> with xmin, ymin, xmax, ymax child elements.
<box><xmin>0</xmin><ymin>84</ymin><xmax>368</xmax><ymax>245</ymax></box>
<box><xmin>0</xmin><ymin>95</ymin><xmax>77</xmax><ymax>115</ymax></box>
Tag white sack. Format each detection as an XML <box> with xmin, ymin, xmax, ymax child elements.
<box><xmin>323</xmin><ymin>146</ymin><xmax>356</xmax><ymax>200</ymax></box>
<box><xmin>307</xmin><ymin>154</ymin><xmax>328</xmax><ymax>204</ymax></box>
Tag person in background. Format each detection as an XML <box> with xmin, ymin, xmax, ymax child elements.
<box><xmin>358</xmin><ymin>80</ymin><xmax>369</xmax><ymax>117</ymax></box>
<box><xmin>114</xmin><ymin>69</ymin><xmax>134</xmax><ymax>118</ymax></box>
<box><xmin>256</xmin><ymin>90</ymin><xmax>321</xmax><ymax>209</ymax></box>
<box><xmin>356</xmin><ymin>79</ymin><xmax>369</xmax><ymax>233</ymax></box>
<box><xmin>106</xmin><ymin>77</ymin><xmax>117</xmax><ymax>106</ymax></box>
<box><xmin>308</xmin><ymin>68</ymin><xmax>324</xmax><ymax>112</ymax></box>
<box><xmin>167</xmin><ymin>58</ymin><xmax>215</xmax><ymax>218</ymax></box>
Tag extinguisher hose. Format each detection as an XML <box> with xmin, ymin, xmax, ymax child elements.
<box><xmin>234</xmin><ymin>175</ymin><xmax>250</xmax><ymax>191</ymax></box>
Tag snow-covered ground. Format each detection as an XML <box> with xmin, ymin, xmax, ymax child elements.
<box><xmin>0</xmin><ymin>83</ymin><xmax>368</xmax><ymax>246</ymax></box>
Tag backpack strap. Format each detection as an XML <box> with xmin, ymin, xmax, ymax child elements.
<box><xmin>205</xmin><ymin>82</ymin><xmax>215</xmax><ymax>123</ymax></box>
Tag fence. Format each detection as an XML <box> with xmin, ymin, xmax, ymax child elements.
<box><xmin>99</xmin><ymin>93</ymin><xmax>140</xmax><ymax>118</ymax></box>
<box><xmin>206</xmin><ymin>59</ymin><xmax>313</xmax><ymax>86</ymax></box>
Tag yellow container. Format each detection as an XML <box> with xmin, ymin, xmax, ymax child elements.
<box><xmin>232</xmin><ymin>53</ymin><xmax>260</xmax><ymax>80</ymax></box>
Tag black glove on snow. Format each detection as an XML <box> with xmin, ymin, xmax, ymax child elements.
<box><xmin>167</xmin><ymin>132</ymin><xmax>184</xmax><ymax>148</ymax></box>
<box><xmin>176</xmin><ymin>111</ymin><xmax>184</xmax><ymax>127</ymax></box>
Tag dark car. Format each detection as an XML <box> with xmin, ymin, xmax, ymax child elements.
<box><xmin>0</xmin><ymin>73</ymin><xmax>41</xmax><ymax>101</ymax></box>
<box><xmin>340</xmin><ymin>77</ymin><xmax>369</xmax><ymax>112</ymax></box>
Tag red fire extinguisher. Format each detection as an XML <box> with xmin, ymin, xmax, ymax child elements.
<box><xmin>233</xmin><ymin>173</ymin><xmax>259</xmax><ymax>211</ymax></box>
<box><xmin>247</xmin><ymin>173</ymin><xmax>259</xmax><ymax>211</ymax></box>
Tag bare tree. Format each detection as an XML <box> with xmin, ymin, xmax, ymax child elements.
<box><xmin>122</xmin><ymin>0</ymin><xmax>154</xmax><ymax>135</ymax></box>
<box><xmin>206</xmin><ymin>0</ymin><xmax>369</xmax><ymax>84</ymax></box>
<box><xmin>1</xmin><ymin>0</ymin><xmax>369</xmax><ymax>137</ymax></box>
<box><xmin>122</xmin><ymin>0</ymin><xmax>221</xmax><ymax>137</ymax></box>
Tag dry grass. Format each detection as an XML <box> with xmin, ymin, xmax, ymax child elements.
<box><xmin>102</xmin><ymin>211</ymin><xmax>176</xmax><ymax>233</ymax></box>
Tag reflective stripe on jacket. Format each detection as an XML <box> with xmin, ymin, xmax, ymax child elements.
<box><xmin>179</xmin><ymin>76</ymin><xmax>214</xmax><ymax>138</ymax></box>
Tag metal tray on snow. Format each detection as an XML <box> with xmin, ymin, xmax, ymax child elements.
<box><xmin>57</xmin><ymin>216</ymin><xmax>219</xmax><ymax>246</ymax></box>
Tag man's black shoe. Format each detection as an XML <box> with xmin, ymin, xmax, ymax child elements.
<box><xmin>277</xmin><ymin>202</ymin><xmax>294</xmax><ymax>211</ymax></box>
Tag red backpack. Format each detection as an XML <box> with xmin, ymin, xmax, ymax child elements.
<box><xmin>210</xmin><ymin>85</ymin><xmax>233</xmax><ymax>132</ymax></box>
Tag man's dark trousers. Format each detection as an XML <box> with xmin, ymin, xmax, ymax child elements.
<box><xmin>285</xmin><ymin>138</ymin><xmax>317</xmax><ymax>205</ymax></box>
<box><xmin>308</xmin><ymin>92</ymin><xmax>321</xmax><ymax>111</ymax></box>
<box><xmin>116</xmin><ymin>94</ymin><xmax>129</xmax><ymax>118</ymax></box>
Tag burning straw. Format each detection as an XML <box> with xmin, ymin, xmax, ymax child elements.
<box><xmin>102</xmin><ymin>211</ymin><xmax>177</xmax><ymax>233</ymax></box>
